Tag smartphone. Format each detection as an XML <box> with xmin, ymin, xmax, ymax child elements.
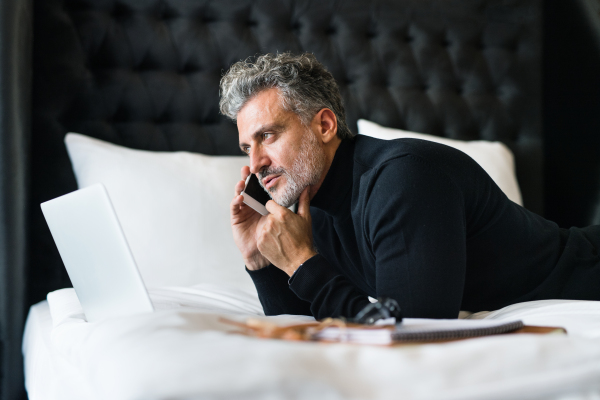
<box><xmin>241</xmin><ymin>174</ymin><xmax>271</xmax><ymax>215</ymax></box>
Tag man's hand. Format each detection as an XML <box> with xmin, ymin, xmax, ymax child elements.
<box><xmin>256</xmin><ymin>187</ymin><xmax>317</xmax><ymax>276</ymax></box>
<box><xmin>230</xmin><ymin>166</ymin><xmax>270</xmax><ymax>270</ymax></box>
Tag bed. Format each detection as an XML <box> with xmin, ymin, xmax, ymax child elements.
<box><xmin>22</xmin><ymin>285</ymin><xmax>600</xmax><ymax>400</ymax></box>
<box><xmin>15</xmin><ymin>0</ymin><xmax>600</xmax><ymax>398</ymax></box>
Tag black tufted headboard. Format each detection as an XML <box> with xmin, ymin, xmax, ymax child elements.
<box><xmin>30</xmin><ymin>0</ymin><xmax>542</xmax><ymax>303</ymax></box>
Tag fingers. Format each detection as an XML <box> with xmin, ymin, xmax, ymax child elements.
<box><xmin>240</xmin><ymin>165</ymin><xmax>251</xmax><ymax>180</ymax></box>
<box><xmin>230</xmin><ymin>194</ymin><xmax>245</xmax><ymax>215</ymax></box>
<box><xmin>265</xmin><ymin>199</ymin><xmax>287</xmax><ymax>216</ymax></box>
<box><xmin>255</xmin><ymin>214</ymin><xmax>269</xmax><ymax>250</ymax></box>
<box><xmin>234</xmin><ymin>179</ymin><xmax>245</xmax><ymax>196</ymax></box>
<box><xmin>297</xmin><ymin>187</ymin><xmax>311</xmax><ymax>220</ymax></box>
<box><xmin>235</xmin><ymin>166</ymin><xmax>251</xmax><ymax>196</ymax></box>
<box><xmin>255</xmin><ymin>213</ymin><xmax>268</xmax><ymax>234</ymax></box>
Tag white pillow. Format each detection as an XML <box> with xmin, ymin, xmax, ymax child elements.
<box><xmin>357</xmin><ymin>119</ymin><xmax>523</xmax><ymax>205</ymax></box>
<box><xmin>65</xmin><ymin>133</ymin><xmax>256</xmax><ymax>293</ymax></box>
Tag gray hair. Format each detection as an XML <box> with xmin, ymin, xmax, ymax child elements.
<box><xmin>219</xmin><ymin>52</ymin><xmax>355</xmax><ymax>140</ymax></box>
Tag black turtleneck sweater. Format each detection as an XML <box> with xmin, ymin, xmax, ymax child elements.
<box><xmin>247</xmin><ymin>136</ymin><xmax>600</xmax><ymax>319</ymax></box>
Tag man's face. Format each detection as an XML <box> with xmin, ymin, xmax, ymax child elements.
<box><xmin>237</xmin><ymin>88</ymin><xmax>326</xmax><ymax>208</ymax></box>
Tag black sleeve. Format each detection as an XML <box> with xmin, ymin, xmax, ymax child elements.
<box><xmin>289</xmin><ymin>155</ymin><xmax>467</xmax><ymax>319</ymax></box>
<box><xmin>288</xmin><ymin>254</ymin><xmax>371</xmax><ymax>319</ymax></box>
<box><xmin>246</xmin><ymin>265</ymin><xmax>312</xmax><ymax>316</ymax></box>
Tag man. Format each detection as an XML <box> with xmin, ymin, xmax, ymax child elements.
<box><xmin>220</xmin><ymin>52</ymin><xmax>600</xmax><ymax>320</ymax></box>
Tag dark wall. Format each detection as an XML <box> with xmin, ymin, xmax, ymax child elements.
<box><xmin>544</xmin><ymin>0</ymin><xmax>600</xmax><ymax>228</ymax></box>
<box><xmin>28</xmin><ymin>0</ymin><xmax>543</xmax><ymax>309</ymax></box>
<box><xmin>0</xmin><ymin>0</ymin><xmax>30</xmax><ymax>399</ymax></box>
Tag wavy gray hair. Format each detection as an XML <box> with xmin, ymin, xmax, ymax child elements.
<box><xmin>219</xmin><ymin>52</ymin><xmax>354</xmax><ymax>140</ymax></box>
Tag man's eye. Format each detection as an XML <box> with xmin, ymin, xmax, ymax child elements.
<box><xmin>262</xmin><ymin>132</ymin><xmax>273</xmax><ymax>140</ymax></box>
<box><xmin>242</xmin><ymin>147</ymin><xmax>250</xmax><ymax>155</ymax></box>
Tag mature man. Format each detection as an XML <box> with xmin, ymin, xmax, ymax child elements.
<box><xmin>221</xmin><ymin>52</ymin><xmax>600</xmax><ymax>320</ymax></box>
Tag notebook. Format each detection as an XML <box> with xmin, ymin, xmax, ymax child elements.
<box><xmin>311</xmin><ymin>318</ymin><xmax>526</xmax><ymax>345</ymax></box>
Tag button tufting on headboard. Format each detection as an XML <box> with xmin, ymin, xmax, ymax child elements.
<box><xmin>31</xmin><ymin>0</ymin><xmax>542</xmax><ymax>302</ymax></box>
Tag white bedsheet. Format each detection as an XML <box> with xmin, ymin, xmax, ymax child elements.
<box><xmin>23</xmin><ymin>285</ymin><xmax>600</xmax><ymax>400</ymax></box>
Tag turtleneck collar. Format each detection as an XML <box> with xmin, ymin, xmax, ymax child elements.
<box><xmin>310</xmin><ymin>139</ymin><xmax>355</xmax><ymax>217</ymax></box>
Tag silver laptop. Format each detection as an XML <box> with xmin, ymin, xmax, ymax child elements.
<box><xmin>41</xmin><ymin>183</ymin><xmax>154</xmax><ymax>322</ymax></box>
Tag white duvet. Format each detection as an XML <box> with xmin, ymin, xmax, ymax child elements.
<box><xmin>23</xmin><ymin>285</ymin><xmax>600</xmax><ymax>400</ymax></box>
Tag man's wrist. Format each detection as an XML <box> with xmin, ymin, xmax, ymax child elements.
<box><xmin>283</xmin><ymin>250</ymin><xmax>317</xmax><ymax>277</ymax></box>
<box><xmin>245</xmin><ymin>254</ymin><xmax>271</xmax><ymax>271</ymax></box>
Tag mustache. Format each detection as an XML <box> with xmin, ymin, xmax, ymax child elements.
<box><xmin>257</xmin><ymin>167</ymin><xmax>287</xmax><ymax>192</ymax></box>
<box><xmin>258</xmin><ymin>167</ymin><xmax>286</xmax><ymax>181</ymax></box>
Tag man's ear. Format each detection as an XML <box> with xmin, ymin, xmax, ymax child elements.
<box><xmin>314</xmin><ymin>108</ymin><xmax>338</xmax><ymax>144</ymax></box>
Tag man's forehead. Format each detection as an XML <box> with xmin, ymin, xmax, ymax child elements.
<box><xmin>238</xmin><ymin>89</ymin><xmax>283</xmax><ymax>123</ymax></box>
<box><xmin>237</xmin><ymin>89</ymin><xmax>292</xmax><ymax>141</ymax></box>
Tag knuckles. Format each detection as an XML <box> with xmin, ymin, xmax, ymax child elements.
<box><xmin>265</xmin><ymin>217</ymin><xmax>275</xmax><ymax>231</ymax></box>
<box><xmin>256</xmin><ymin>230</ymin><xmax>272</xmax><ymax>255</ymax></box>
<box><xmin>256</xmin><ymin>239</ymin><xmax>265</xmax><ymax>253</ymax></box>
<box><xmin>280</xmin><ymin>212</ymin><xmax>291</xmax><ymax>223</ymax></box>
<box><xmin>256</xmin><ymin>231</ymin><xmax>266</xmax><ymax>252</ymax></box>
<box><xmin>258</xmin><ymin>223</ymin><xmax>270</xmax><ymax>242</ymax></box>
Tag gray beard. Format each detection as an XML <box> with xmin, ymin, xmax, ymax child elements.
<box><xmin>258</xmin><ymin>130</ymin><xmax>326</xmax><ymax>208</ymax></box>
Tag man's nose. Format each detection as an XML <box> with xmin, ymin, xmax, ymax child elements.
<box><xmin>249</xmin><ymin>147</ymin><xmax>269</xmax><ymax>175</ymax></box>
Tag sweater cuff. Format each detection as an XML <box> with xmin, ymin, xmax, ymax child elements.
<box><xmin>288</xmin><ymin>254</ymin><xmax>339</xmax><ymax>302</ymax></box>
<box><xmin>246</xmin><ymin>264</ymin><xmax>289</xmax><ymax>291</ymax></box>
<box><xmin>245</xmin><ymin>264</ymin><xmax>313</xmax><ymax>316</ymax></box>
